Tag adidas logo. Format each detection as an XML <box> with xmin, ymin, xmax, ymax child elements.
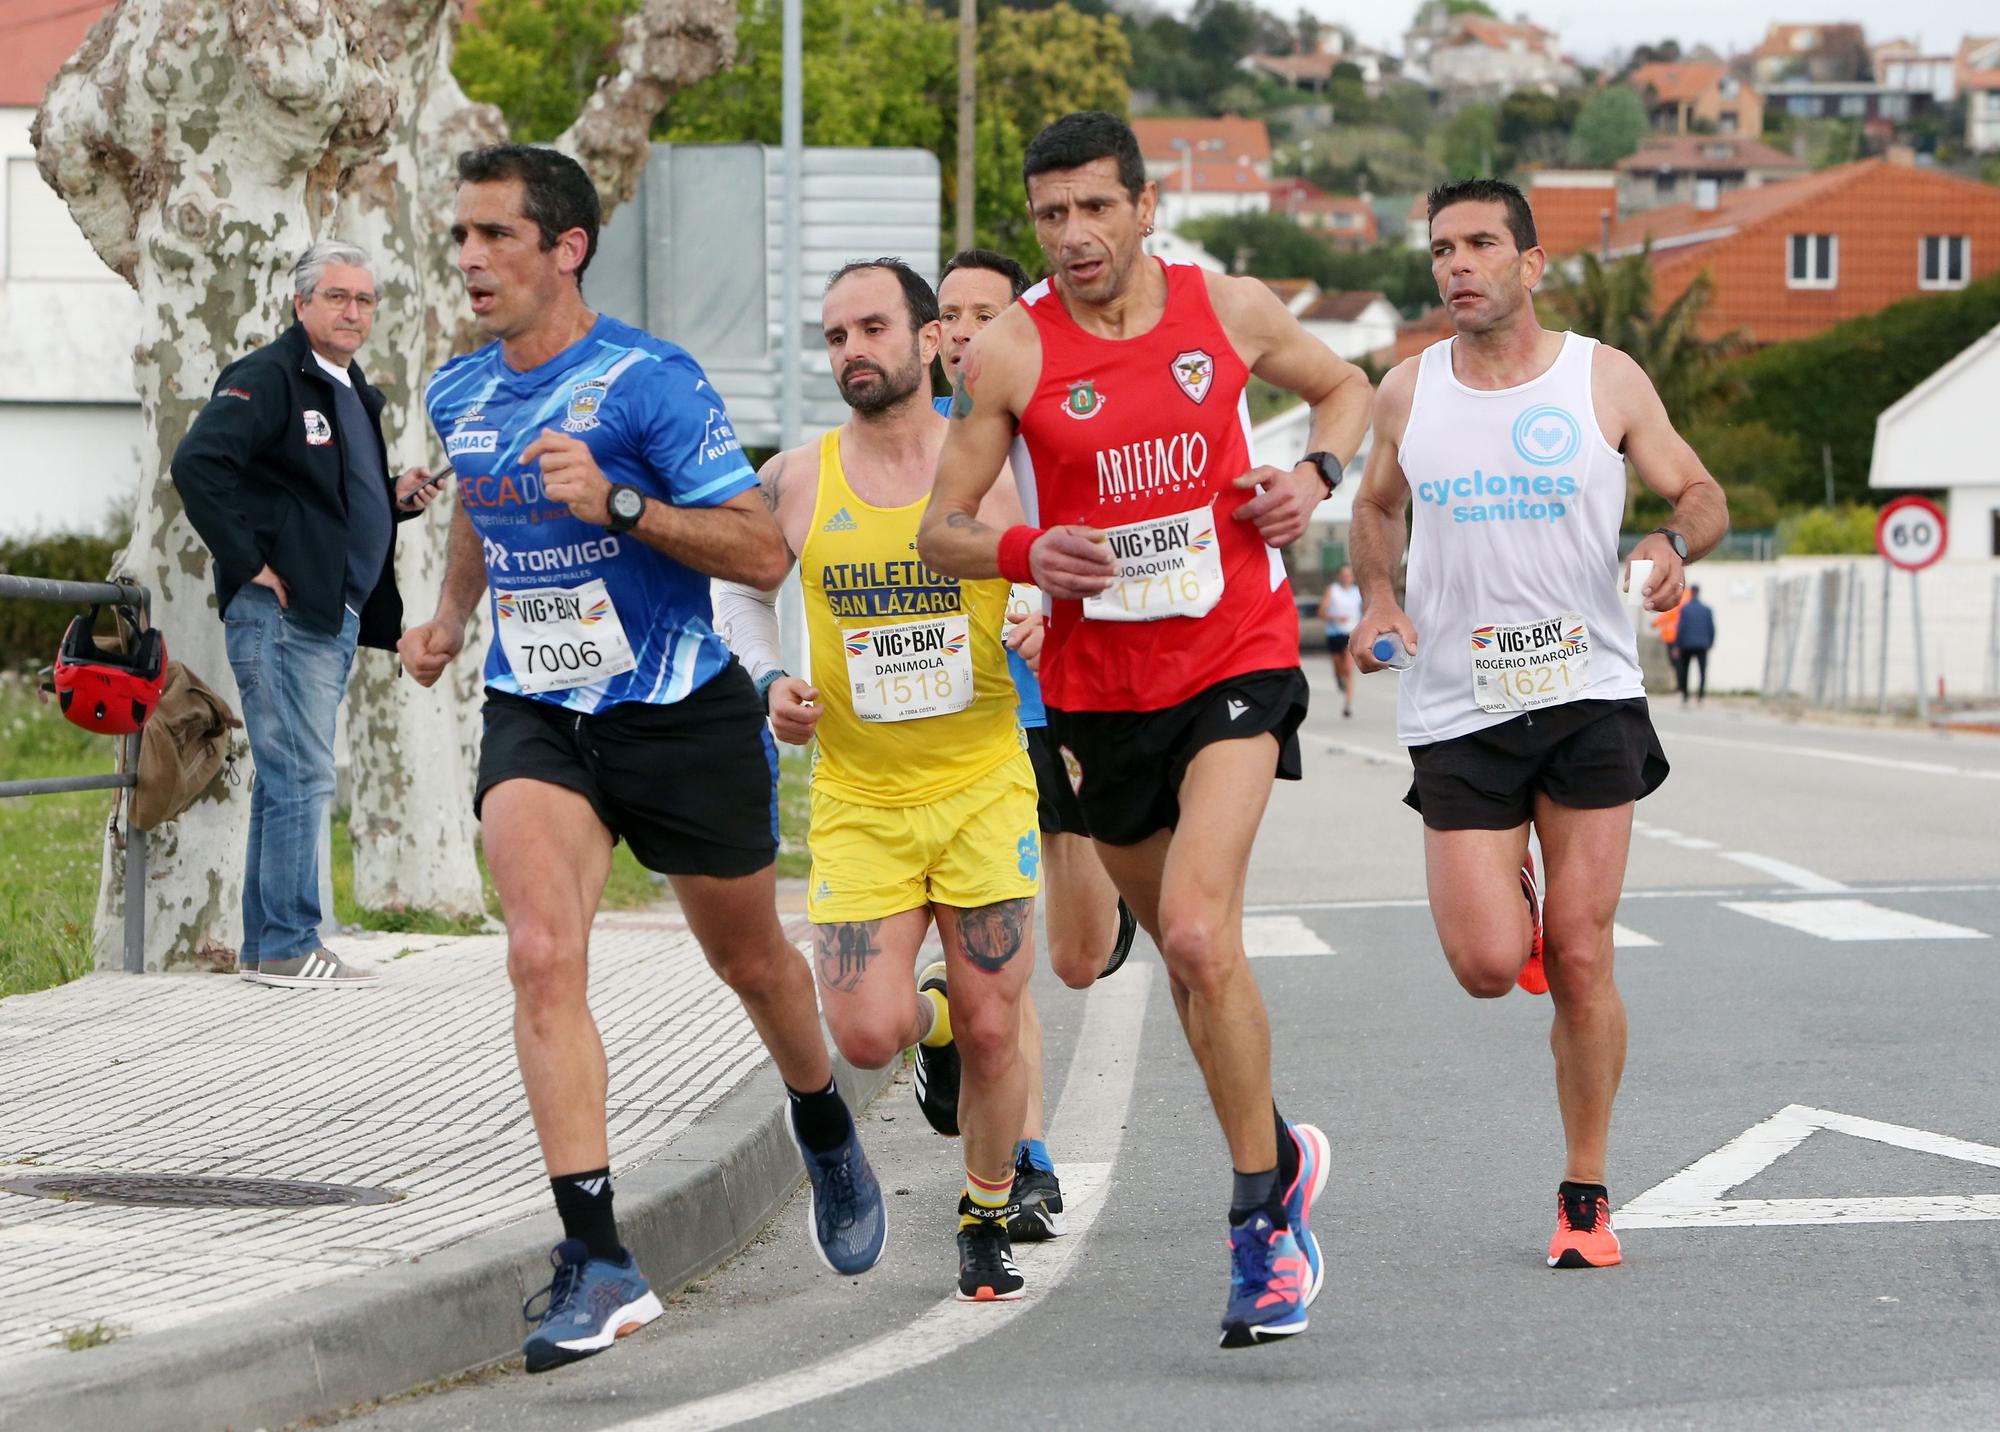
<box><xmin>1226</xmin><ymin>699</ymin><xmax>1248</xmax><ymax>721</ymax></box>
<box><xmin>574</xmin><ymin>1176</ymin><xmax>608</xmax><ymax>1197</ymax></box>
<box><xmin>823</xmin><ymin>507</ymin><xmax>858</xmax><ymax>533</ymax></box>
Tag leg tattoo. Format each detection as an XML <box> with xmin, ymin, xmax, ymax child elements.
<box><xmin>957</xmin><ymin>898</ymin><xmax>1031</xmax><ymax>975</ymax></box>
<box><xmin>816</xmin><ymin>922</ymin><xmax>880</xmax><ymax>994</ymax></box>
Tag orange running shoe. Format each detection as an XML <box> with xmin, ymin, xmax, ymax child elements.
<box><xmin>1516</xmin><ymin>852</ymin><xmax>1548</xmax><ymax>995</ymax></box>
<box><xmin>1547</xmin><ymin>1185</ymin><xmax>1622</xmax><ymax>1268</ymax></box>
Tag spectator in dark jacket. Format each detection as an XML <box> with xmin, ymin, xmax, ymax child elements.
<box><xmin>1674</xmin><ymin>585</ymin><xmax>1715</xmax><ymax>704</ymax></box>
<box><xmin>171</xmin><ymin>240</ymin><xmax>442</xmax><ymax>988</ymax></box>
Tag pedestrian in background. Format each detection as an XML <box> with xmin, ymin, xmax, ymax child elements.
<box><xmin>1319</xmin><ymin>563</ymin><xmax>1362</xmax><ymax>717</ymax></box>
<box><xmin>1675</xmin><ymin>584</ymin><xmax>1715</xmax><ymax>704</ymax></box>
<box><xmin>171</xmin><ymin>240</ymin><xmax>443</xmax><ymax>989</ymax></box>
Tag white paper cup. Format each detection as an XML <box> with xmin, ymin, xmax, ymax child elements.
<box><xmin>1624</xmin><ymin>558</ymin><xmax>1655</xmax><ymax>608</ymax></box>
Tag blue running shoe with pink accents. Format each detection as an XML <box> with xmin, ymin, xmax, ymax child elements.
<box><xmin>1219</xmin><ymin>1210</ymin><xmax>1311</xmax><ymax>1348</ymax></box>
<box><xmin>1281</xmin><ymin>1121</ymin><xmax>1331</xmax><ymax>1309</ymax></box>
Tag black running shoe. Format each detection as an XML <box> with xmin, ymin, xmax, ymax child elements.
<box><xmin>1005</xmin><ymin>1145</ymin><xmax>1067</xmax><ymax>1242</ymax></box>
<box><xmin>913</xmin><ymin>960</ymin><xmax>960</xmax><ymax>1137</ymax></box>
<box><xmin>956</xmin><ymin>1196</ymin><xmax>1026</xmax><ymax>1301</ymax></box>
<box><xmin>1101</xmin><ymin>898</ymin><xmax>1138</xmax><ymax>979</ymax></box>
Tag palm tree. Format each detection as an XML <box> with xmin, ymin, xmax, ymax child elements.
<box><xmin>1540</xmin><ymin>248</ymin><xmax>1746</xmax><ymax>424</ymax></box>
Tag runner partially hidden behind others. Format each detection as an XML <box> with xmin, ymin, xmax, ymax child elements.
<box><xmin>1348</xmin><ymin>176</ymin><xmax>1728</xmax><ymax>1270</ymax></box>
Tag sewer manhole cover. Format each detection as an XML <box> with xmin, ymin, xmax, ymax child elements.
<box><xmin>0</xmin><ymin>1172</ymin><xmax>397</xmax><ymax>1209</ymax></box>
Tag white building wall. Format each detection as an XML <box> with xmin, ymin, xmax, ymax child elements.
<box><xmin>1870</xmin><ymin>322</ymin><xmax>2000</xmax><ymax>560</ymax></box>
<box><xmin>1160</xmin><ymin>189</ymin><xmax>1269</xmax><ymax>234</ymax></box>
<box><xmin>0</xmin><ymin>106</ymin><xmax>145</xmax><ymax>538</ymax></box>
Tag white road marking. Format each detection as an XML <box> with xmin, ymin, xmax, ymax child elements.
<box><xmin>1718</xmin><ymin>851</ymin><xmax>1851</xmax><ymax>893</ymax></box>
<box><xmin>611</xmin><ymin>965</ymin><xmax>1155</xmax><ymax>1431</ymax></box>
<box><xmin>1307</xmin><ymin>734</ymin><xmax>1405</xmax><ymax>767</ymax></box>
<box><xmin>1612</xmin><ymin>924</ymin><xmax>1659</xmax><ymax>948</ymax></box>
<box><xmin>1242</xmin><ymin>915</ymin><xmax>1335</xmax><ymax>958</ymax></box>
<box><xmin>1721</xmin><ymin>899</ymin><xmax>1988</xmax><ymax>942</ymax></box>
<box><xmin>1671</xmin><ymin>837</ymin><xmax>1720</xmax><ymax>851</ymax></box>
<box><xmin>1639</xmin><ymin>826</ymin><xmax>1684</xmax><ymax>840</ymax></box>
<box><xmin>1246</xmin><ymin>882</ymin><xmax>2000</xmax><ymax>914</ymax></box>
<box><xmin>1662</xmin><ymin>729</ymin><xmax>2000</xmax><ymax>783</ymax></box>
<box><xmin>1620</xmin><ymin>1104</ymin><xmax>2000</xmax><ymax>1228</ymax></box>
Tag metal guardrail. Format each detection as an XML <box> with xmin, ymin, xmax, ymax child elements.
<box><xmin>0</xmin><ymin>573</ymin><xmax>149</xmax><ymax>974</ymax></box>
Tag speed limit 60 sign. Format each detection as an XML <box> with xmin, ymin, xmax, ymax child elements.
<box><xmin>1876</xmin><ymin>495</ymin><xmax>1947</xmax><ymax>571</ymax></box>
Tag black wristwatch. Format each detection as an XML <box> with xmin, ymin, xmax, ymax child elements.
<box><xmin>1651</xmin><ymin>526</ymin><xmax>1689</xmax><ymax>561</ymax></box>
<box><xmin>606</xmin><ymin>484</ymin><xmax>647</xmax><ymax>534</ymax></box>
<box><xmin>1300</xmin><ymin>451</ymin><xmax>1344</xmax><ymax>496</ymax></box>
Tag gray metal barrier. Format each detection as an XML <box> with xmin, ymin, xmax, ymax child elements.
<box><xmin>0</xmin><ymin>573</ymin><xmax>148</xmax><ymax>973</ymax></box>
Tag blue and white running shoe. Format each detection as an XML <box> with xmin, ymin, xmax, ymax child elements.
<box><xmin>521</xmin><ymin>1239</ymin><xmax>664</xmax><ymax>1374</ymax></box>
<box><xmin>788</xmin><ymin>1103</ymin><xmax>888</xmax><ymax>1276</ymax></box>
<box><xmin>1219</xmin><ymin>1209</ymin><xmax>1311</xmax><ymax>1349</ymax></box>
<box><xmin>1281</xmin><ymin>1121</ymin><xmax>1331</xmax><ymax>1308</ymax></box>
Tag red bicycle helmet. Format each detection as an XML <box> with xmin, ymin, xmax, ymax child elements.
<box><xmin>53</xmin><ymin>607</ymin><xmax>167</xmax><ymax>736</ymax></box>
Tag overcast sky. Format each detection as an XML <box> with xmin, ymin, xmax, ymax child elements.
<box><xmin>1322</xmin><ymin>0</ymin><xmax>1991</xmax><ymax>69</ymax></box>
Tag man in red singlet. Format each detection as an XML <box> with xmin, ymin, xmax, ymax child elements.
<box><xmin>917</xmin><ymin>111</ymin><xmax>1372</xmax><ymax>1350</ymax></box>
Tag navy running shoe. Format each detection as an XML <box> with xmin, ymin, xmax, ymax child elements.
<box><xmin>1101</xmin><ymin>898</ymin><xmax>1138</xmax><ymax>980</ymax></box>
<box><xmin>1219</xmin><ymin>1210</ymin><xmax>1310</xmax><ymax>1349</ymax></box>
<box><xmin>787</xmin><ymin>1103</ymin><xmax>888</xmax><ymax>1276</ymax></box>
<box><xmin>1005</xmin><ymin>1142</ymin><xmax>1066</xmax><ymax>1242</ymax></box>
<box><xmin>521</xmin><ymin>1239</ymin><xmax>663</xmax><ymax>1374</ymax></box>
<box><xmin>1281</xmin><ymin>1121</ymin><xmax>1330</xmax><ymax>1309</ymax></box>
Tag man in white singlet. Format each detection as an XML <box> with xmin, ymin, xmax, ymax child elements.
<box><xmin>1349</xmin><ymin>178</ymin><xmax>1728</xmax><ymax>1271</ymax></box>
<box><xmin>1318</xmin><ymin>564</ymin><xmax>1362</xmax><ymax>716</ymax></box>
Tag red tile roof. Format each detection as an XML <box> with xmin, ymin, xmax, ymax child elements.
<box><xmin>1383</xmin><ymin>307</ymin><xmax>1454</xmax><ymax>366</ymax></box>
<box><xmin>1618</xmin><ymin>160</ymin><xmax>2000</xmax><ymax>344</ymax></box>
<box><xmin>1131</xmin><ymin>116</ymin><xmax>1272</xmax><ymax>168</ymax></box>
<box><xmin>1526</xmin><ymin>173</ymin><xmax>1619</xmax><ymax>258</ymax></box>
<box><xmin>1159</xmin><ymin>161</ymin><xmax>1268</xmax><ymax>194</ymax></box>
<box><xmin>1626</xmin><ymin>61</ymin><xmax>1728</xmax><ymax>104</ymax></box>
<box><xmin>1958</xmin><ymin>36</ymin><xmax>2000</xmax><ymax>90</ymax></box>
<box><xmin>1262</xmin><ymin>278</ymin><xmax>1319</xmax><ymax>305</ymax></box>
<box><xmin>1246</xmin><ymin>52</ymin><xmax>1341</xmax><ymax>83</ymax></box>
<box><xmin>1612</xmin><ymin>136</ymin><xmax>1807</xmax><ymax>175</ymax></box>
<box><xmin>0</xmin><ymin>1</ymin><xmax>114</xmax><ymax>107</ymax></box>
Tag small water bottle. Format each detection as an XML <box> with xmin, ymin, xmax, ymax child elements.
<box><xmin>1372</xmin><ymin>633</ymin><xmax>1414</xmax><ymax>670</ymax></box>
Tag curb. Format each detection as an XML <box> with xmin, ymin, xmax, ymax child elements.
<box><xmin>0</xmin><ymin>1054</ymin><xmax>896</xmax><ymax>1432</ymax></box>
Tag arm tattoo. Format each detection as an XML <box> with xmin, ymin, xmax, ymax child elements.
<box><xmin>944</xmin><ymin>511</ymin><xmax>978</xmax><ymax>531</ymax></box>
<box><xmin>948</xmin><ymin>373</ymin><xmax>974</xmax><ymax>420</ymax></box>
<box><xmin>757</xmin><ymin>454</ymin><xmax>783</xmax><ymax>512</ymax></box>
<box><xmin>955</xmin><ymin>898</ymin><xmax>1031</xmax><ymax>974</ymax></box>
<box><xmin>815</xmin><ymin>921</ymin><xmax>880</xmax><ymax>994</ymax></box>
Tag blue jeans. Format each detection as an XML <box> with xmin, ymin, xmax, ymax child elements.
<box><xmin>223</xmin><ymin>584</ymin><xmax>359</xmax><ymax>964</ymax></box>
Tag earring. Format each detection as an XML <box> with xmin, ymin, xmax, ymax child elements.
<box><xmin>1143</xmin><ymin>224</ymin><xmax>1155</xmax><ymax>237</ymax></box>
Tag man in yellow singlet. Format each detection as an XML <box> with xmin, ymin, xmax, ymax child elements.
<box><xmin>713</xmin><ymin>258</ymin><xmax>1042</xmax><ymax>1302</ymax></box>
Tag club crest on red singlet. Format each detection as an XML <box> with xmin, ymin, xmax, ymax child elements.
<box><xmin>1061</xmin><ymin>380</ymin><xmax>1107</xmax><ymax>420</ymax></box>
<box><xmin>1171</xmin><ymin>350</ymin><xmax>1214</xmax><ymax>404</ymax></box>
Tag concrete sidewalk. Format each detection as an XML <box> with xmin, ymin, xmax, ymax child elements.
<box><xmin>0</xmin><ymin>908</ymin><xmax>887</xmax><ymax>1431</ymax></box>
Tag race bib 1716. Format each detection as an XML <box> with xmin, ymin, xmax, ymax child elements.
<box><xmin>1082</xmin><ymin>502</ymin><xmax>1225</xmax><ymax>624</ymax></box>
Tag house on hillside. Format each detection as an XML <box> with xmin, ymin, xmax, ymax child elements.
<box><xmin>1757</xmin><ymin>79</ymin><xmax>1935</xmax><ymax>128</ymax></box>
<box><xmin>1261</xmin><ymin>278</ymin><xmax>1321</xmax><ymax>316</ymax></box>
<box><xmin>1614</xmin><ymin>135</ymin><xmax>1807</xmax><ymax>213</ymax></box>
<box><xmin>1870</xmin><ymin>40</ymin><xmax>1955</xmax><ymax>103</ymax></box>
<box><xmin>1960</xmin><ymin>38</ymin><xmax>2000</xmax><ymax>152</ymax></box>
<box><xmin>0</xmin><ymin>0</ymin><xmax>141</xmax><ymax>539</ymax></box>
<box><xmin>1748</xmin><ymin>23</ymin><xmax>1869</xmax><ymax>85</ymax></box>
<box><xmin>1298</xmin><ymin>291</ymin><xmax>1399</xmax><ymax>360</ymax></box>
<box><xmin>1132</xmin><ymin>116</ymin><xmax>1273</xmax><ymax>232</ymax></box>
<box><xmin>1870</xmin><ymin>323</ymin><xmax>2000</xmax><ymax>559</ymax></box>
<box><xmin>1595</xmin><ymin>156</ymin><xmax>2000</xmax><ymax>344</ymax></box>
<box><xmin>1379</xmin><ymin>306</ymin><xmax>1455</xmax><ymax>366</ymax></box>
<box><xmin>1405</xmin><ymin>193</ymin><xmax>1432</xmax><ymax>251</ymax></box>
<box><xmin>1405</xmin><ymin>13</ymin><xmax>1577</xmax><ymax>97</ymax></box>
<box><xmin>1627</xmin><ymin>61</ymin><xmax>1762</xmax><ymax>136</ymax></box>
<box><xmin>1268</xmin><ymin>178</ymin><xmax>1377</xmax><ymax>247</ymax></box>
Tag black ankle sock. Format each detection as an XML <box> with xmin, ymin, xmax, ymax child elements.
<box><xmin>550</xmin><ymin>1167</ymin><xmax>623</xmax><ymax>1262</ymax></box>
<box><xmin>1274</xmin><ymin>1105</ymin><xmax>1300</xmax><ymax>1193</ymax></box>
<box><xmin>785</xmin><ymin>1077</ymin><xmax>853</xmax><ymax>1155</ymax></box>
<box><xmin>1228</xmin><ymin>1166</ymin><xmax>1284</xmax><ymax>1226</ymax></box>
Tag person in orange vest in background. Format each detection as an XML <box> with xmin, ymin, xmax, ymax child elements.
<box><xmin>1651</xmin><ymin>586</ymin><xmax>1691</xmax><ymax>692</ymax></box>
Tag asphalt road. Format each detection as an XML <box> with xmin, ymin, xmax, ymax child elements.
<box><xmin>333</xmin><ymin>673</ymin><xmax>2000</xmax><ymax>1432</ymax></box>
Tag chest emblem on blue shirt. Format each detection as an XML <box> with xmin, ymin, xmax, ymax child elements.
<box><xmin>563</xmin><ymin>380</ymin><xmax>607</xmax><ymax>433</ymax></box>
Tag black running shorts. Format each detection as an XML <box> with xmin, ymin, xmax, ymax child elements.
<box><xmin>1325</xmin><ymin>632</ymin><xmax>1351</xmax><ymax>654</ymax></box>
<box><xmin>474</xmin><ymin>661</ymin><xmax>778</xmax><ymax>877</ymax></box>
<box><xmin>1025</xmin><ymin>723</ymin><xmax>1090</xmax><ymax>837</ymax></box>
<box><xmin>1403</xmin><ymin>697</ymin><xmax>1669</xmax><ymax>831</ymax></box>
<box><xmin>1047</xmin><ymin>667</ymin><xmax>1308</xmax><ymax>847</ymax></box>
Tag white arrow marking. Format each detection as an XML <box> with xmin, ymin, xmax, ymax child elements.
<box><xmin>1620</xmin><ymin>1104</ymin><xmax>2000</xmax><ymax>1228</ymax></box>
<box><xmin>1242</xmin><ymin>915</ymin><xmax>1335</xmax><ymax>958</ymax></box>
<box><xmin>1721</xmin><ymin>899</ymin><xmax>1987</xmax><ymax>942</ymax></box>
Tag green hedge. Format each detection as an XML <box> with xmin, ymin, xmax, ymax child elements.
<box><xmin>0</xmin><ymin>531</ymin><xmax>126</xmax><ymax>673</ymax></box>
<box><xmin>1715</xmin><ymin>271</ymin><xmax>2000</xmax><ymax>507</ymax></box>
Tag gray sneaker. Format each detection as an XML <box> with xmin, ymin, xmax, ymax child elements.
<box><xmin>237</xmin><ymin>957</ymin><xmax>258</xmax><ymax>983</ymax></box>
<box><xmin>250</xmin><ymin>948</ymin><xmax>382</xmax><ymax>989</ymax></box>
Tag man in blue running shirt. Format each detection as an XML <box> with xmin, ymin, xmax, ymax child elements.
<box><xmin>399</xmin><ymin>145</ymin><xmax>884</xmax><ymax>1374</ymax></box>
<box><xmin>931</xmin><ymin>250</ymin><xmax>1138</xmax><ymax>1245</ymax></box>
